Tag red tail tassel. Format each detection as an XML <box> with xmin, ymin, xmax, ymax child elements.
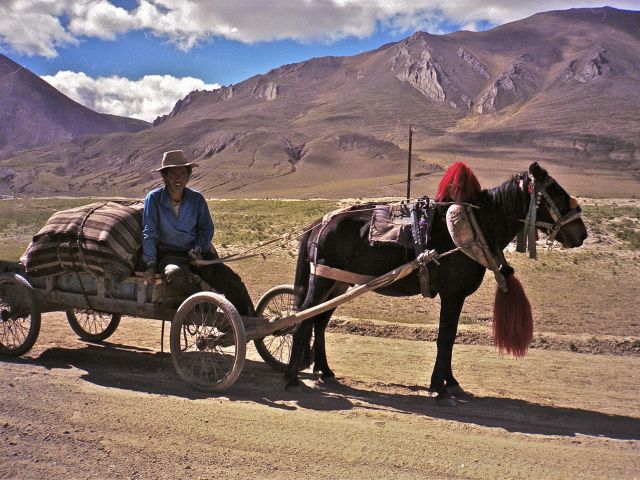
<box><xmin>492</xmin><ymin>275</ymin><xmax>533</xmax><ymax>357</ymax></box>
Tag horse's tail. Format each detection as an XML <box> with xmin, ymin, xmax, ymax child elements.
<box><xmin>492</xmin><ymin>273</ymin><xmax>533</xmax><ymax>357</ymax></box>
<box><xmin>294</xmin><ymin>228</ymin><xmax>313</xmax><ymax>310</ymax></box>
<box><xmin>436</xmin><ymin>161</ymin><xmax>481</xmax><ymax>203</ymax></box>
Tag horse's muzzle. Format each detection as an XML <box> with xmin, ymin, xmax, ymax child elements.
<box><xmin>561</xmin><ymin>228</ymin><xmax>587</xmax><ymax>248</ymax></box>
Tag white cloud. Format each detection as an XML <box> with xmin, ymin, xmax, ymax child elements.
<box><xmin>0</xmin><ymin>1</ymin><xmax>77</xmax><ymax>58</ymax></box>
<box><xmin>1</xmin><ymin>1</ymin><xmax>639</xmax><ymax>57</ymax></box>
<box><xmin>68</xmin><ymin>0</ymin><xmax>138</xmax><ymax>40</ymax></box>
<box><xmin>41</xmin><ymin>71</ymin><xmax>220</xmax><ymax>121</ymax></box>
<box><xmin>459</xmin><ymin>21</ymin><xmax>481</xmax><ymax>32</ymax></box>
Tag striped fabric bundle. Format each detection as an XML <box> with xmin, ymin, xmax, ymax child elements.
<box><xmin>21</xmin><ymin>201</ymin><xmax>144</xmax><ymax>280</ymax></box>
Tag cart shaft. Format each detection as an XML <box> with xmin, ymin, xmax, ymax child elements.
<box><xmin>249</xmin><ymin>249</ymin><xmax>437</xmax><ymax>339</ymax></box>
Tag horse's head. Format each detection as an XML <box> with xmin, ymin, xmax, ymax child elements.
<box><xmin>529</xmin><ymin>162</ymin><xmax>587</xmax><ymax>248</ymax></box>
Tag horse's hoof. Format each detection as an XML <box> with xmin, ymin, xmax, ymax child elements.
<box><xmin>423</xmin><ymin>386</ymin><xmax>436</xmax><ymax>397</ymax></box>
<box><xmin>446</xmin><ymin>384</ymin><xmax>466</xmax><ymax>396</ymax></box>
<box><xmin>284</xmin><ymin>379</ymin><xmax>301</xmax><ymax>392</ymax></box>
<box><xmin>318</xmin><ymin>375</ymin><xmax>338</xmax><ymax>385</ymax></box>
<box><xmin>435</xmin><ymin>395</ymin><xmax>458</xmax><ymax>407</ymax></box>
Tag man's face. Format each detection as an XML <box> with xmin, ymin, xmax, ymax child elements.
<box><xmin>164</xmin><ymin>167</ymin><xmax>190</xmax><ymax>195</ymax></box>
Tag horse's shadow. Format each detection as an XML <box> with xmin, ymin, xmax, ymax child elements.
<box><xmin>296</xmin><ymin>380</ymin><xmax>640</xmax><ymax>440</ymax></box>
<box><xmin>6</xmin><ymin>343</ymin><xmax>639</xmax><ymax>441</ymax></box>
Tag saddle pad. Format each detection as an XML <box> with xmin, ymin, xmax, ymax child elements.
<box><xmin>307</xmin><ymin>203</ymin><xmax>376</xmax><ymax>262</ymax></box>
<box><xmin>445</xmin><ymin>204</ymin><xmax>494</xmax><ymax>269</ymax></box>
<box><xmin>368</xmin><ymin>203</ymin><xmax>413</xmax><ymax>248</ymax></box>
<box><xmin>21</xmin><ymin>201</ymin><xmax>144</xmax><ymax>280</ymax></box>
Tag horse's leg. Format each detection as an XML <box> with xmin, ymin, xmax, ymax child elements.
<box><xmin>312</xmin><ymin>308</ymin><xmax>338</xmax><ymax>383</ymax></box>
<box><xmin>430</xmin><ymin>294</ymin><xmax>465</xmax><ymax>406</ymax></box>
<box><xmin>284</xmin><ymin>275</ymin><xmax>336</xmax><ymax>390</ymax></box>
<box><xmin>312</xmin><ymin>282</ymin><xmax>349</xmax><ymax>383</ymax></box>
<box><xmin>285</xmin><ymin>319</ymin><xmax>314</xmax><ymax>391</ymax></box>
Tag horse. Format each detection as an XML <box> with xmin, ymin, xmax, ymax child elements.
<box><xmin>286</xmin><ymin>162</ymin><xmax>587</xmax><ymax>405</ymax></box>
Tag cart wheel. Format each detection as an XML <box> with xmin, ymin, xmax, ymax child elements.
<box><xmin>0</xmin><ymin>273</ymin><xmax>41</xmax><ymax>356</ymax></box>
<box><xmin>66</xmin><ymin>309</ymin><xmax>121</xmax><ymax>342</ymax></box>
<box><xmin>254</xmin><ymin>285</ymin><xmax>299</xmax><ymax>371</ymax></box>
<box><xmin>170</xmin><ymin>292</ymin><xmax>246</xmax><ymax>392</ymax></box>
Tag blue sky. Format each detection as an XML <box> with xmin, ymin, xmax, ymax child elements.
<box><xmin>16</xmin><ymin>29</ymin><xmax>413</xmax><ymax>85</ymax></box>
<box><xmin>1</xmin><ymin>1</ymin><xmax>638</xmax><ymax>122</ymax></box>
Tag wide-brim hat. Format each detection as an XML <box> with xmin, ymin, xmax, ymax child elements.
<box><xmin>153</xmin><ymin>150</ymin><xmax>199</xmax><ymax>172</ymax></box>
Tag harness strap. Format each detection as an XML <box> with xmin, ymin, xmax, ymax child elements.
<box><xmin>516</xmin><ymin>174</ymin><xmax>538</xmax><ymax>258</ymax></box>
<box><xmin>528</xmin><ymin>188</ymin><xmax>538</xmax><ymax>258</ymax></box>
<box><xmin>310</xmin><ymin>263</ymin><xmax>376</xmax><ymax>286</ymax></box>
<box><xmin>411</xmin><ymin>198</ymin><xmax>433</xmax><ymax>297</ymax></box>
<box><xmin>463</xmin><ymin>205</ymin><xmax>508</xmax><ymax>293</ymax></box>
<box><xmin>538</xmin><ymin>177</ymin><xmax>563</xmax><ymax>222</ymax></box>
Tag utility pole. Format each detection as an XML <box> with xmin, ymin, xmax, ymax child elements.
<box><xmin>406</xmin><ymin>125</ymin><xmax>414</xmax><ymax>199</ymax></box>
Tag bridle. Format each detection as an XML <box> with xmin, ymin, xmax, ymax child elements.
<box><xmin>518</xmin><ymin>173</ymin><xmax>583</xmax><ymax>257</ymax></box>
<box><xmin>533</xmin><ymin>176</ymin><xmax>582</xmax><ymax>243</ymax></box>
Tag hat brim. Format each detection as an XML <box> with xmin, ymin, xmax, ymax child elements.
<box><xmin>153</xmin><ymin>162</ymin><xmax>199</xmax><ymax>172</ymax></box>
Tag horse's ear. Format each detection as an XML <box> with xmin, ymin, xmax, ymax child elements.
<box><xmin>529</xmin><ymin>162</ymin><xmax>548</xmax><ymax>181</ymax></box>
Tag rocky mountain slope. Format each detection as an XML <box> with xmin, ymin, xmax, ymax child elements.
<box><xmin>0</xmin><ymin>54</ymin><xmax>149</xmax><ymax>155</ymax></box>
<box><xmin>0</xmin><ymin>6</ymin><xmax>638</xmax><ymax>198</ymax></box>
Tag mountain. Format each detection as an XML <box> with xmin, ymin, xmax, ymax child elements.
<box><xmin>1</xmin><ymin>6</ymin><xmax>638</xmax><ymax>198</ymax></box>
<box><xmin>0</xmin><ymin>54</ymin><xmax>149</xmax><ymax>155</ymax></box>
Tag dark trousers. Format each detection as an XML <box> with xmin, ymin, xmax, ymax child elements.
<box><xmin>158</xmin><ymin>250</ymin><xmax>255</xmax><ymax>317</ymax></box>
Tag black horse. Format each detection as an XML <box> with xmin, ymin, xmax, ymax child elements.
<box><xmin>286</xmin><ymin>162</ymin><xmax>587</xmax><ymax>404</ymax></box>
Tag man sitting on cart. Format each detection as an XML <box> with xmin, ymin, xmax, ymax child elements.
<box><xmin>142</xmin><ymin>150</ymin><xmax>255</xmax><ymax>316</ymax></box>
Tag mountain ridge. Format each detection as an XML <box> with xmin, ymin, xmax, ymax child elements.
<box><xmin>1</xmin><ymin>6</ymin><xmax>638</xmax><ymax>198</ymax></box>
<box><xmin>0</xmin><ymin>54</ymin><xmax>149</xmax><ymax>155</ymax></box>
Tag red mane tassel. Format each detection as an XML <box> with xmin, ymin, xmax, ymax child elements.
<box><xmin>435</xmin><ymin>162</ymin><xmax>481</xmax><ymax>203</ymax></box>
<box><xmin>493</xmin><ymin>275</ymin><xmax>533</xmax><ymax>357</ymax></box>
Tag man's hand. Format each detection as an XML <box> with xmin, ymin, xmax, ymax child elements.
<box><xmin>189</xmin><ymin>246</ymin><xmax>203</xmax><ymax>262</ymax></box>
<box><xmin>144</xmin><ymin>261</ymin><xmax>157</xmax><ymax>286</ymax></box>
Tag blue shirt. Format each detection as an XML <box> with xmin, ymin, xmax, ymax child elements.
<box><xmin>142</xmin><ymin>186</ymin><xmax>214</xmax><ymax>264</ymax></box>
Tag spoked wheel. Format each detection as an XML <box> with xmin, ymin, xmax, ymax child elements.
<box><xmin>0</xmin><ymin>273</ymin><xmax>41</xmax><ymax>356</ymax></box>
<box><xmin>254</xmin><ymin>285</ymin><xmax>300</xmax><ymax>371</ymax></box>
<box><xmin>170</xmin><ymin>292</ymin><xmax>246</xmax><ymax>392</ymax></box>
<box><xmin>66</xmin><ymin>309</ymin><xmax>121</xmax><ymax>342</ymax></box>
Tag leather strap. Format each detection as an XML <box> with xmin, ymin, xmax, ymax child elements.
<box><xmin>310</xmin><ymin>263</ymin><xmax>376</xmax><ymax>286</ymax></box>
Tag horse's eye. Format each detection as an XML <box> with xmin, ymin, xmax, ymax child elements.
<box><xmin>574</xmin><ymin>205</ymin><xmax>582</xmax><ymax>213</ymax></box>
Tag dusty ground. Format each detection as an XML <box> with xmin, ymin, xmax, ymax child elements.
<box><xmin>1</xmin><ymin>198</ymin><xmax>640</xmax><ymax>479</ymax></box>
<box><xmin>1</xmin><ymin>313</ymin><xmax>639</xmax><ymax>480</ymax></box>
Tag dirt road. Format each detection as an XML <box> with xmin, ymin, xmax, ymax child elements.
<box><xmin>1</xmin><ymin>312</ymin><xmax>638</xmax><ymax>480</ymax></box>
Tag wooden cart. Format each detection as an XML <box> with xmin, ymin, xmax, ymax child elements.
<box><xmin>0</xmin><ymin>250</ymin><xmax>436</xmax><ymax>391</ymax></box>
